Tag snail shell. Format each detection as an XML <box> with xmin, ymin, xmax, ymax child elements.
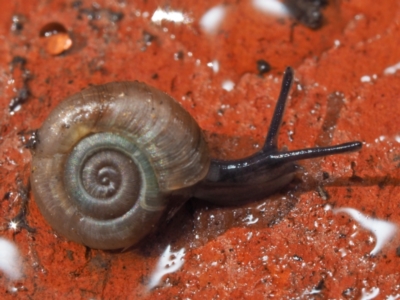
<box><xmin>31</xmin><ymin>67</ymin><xmax>362</xmax><ymax>250</ymax></box>
<box><xmin>31</xmin><ymin>82</ymin><xmax>210</xmax><ymax>249</ymax></box>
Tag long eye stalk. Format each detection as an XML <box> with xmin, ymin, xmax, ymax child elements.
<box><xmin>268</xmin><ymin>141</ymin><xmax>362</xmax><ymax>164</ymax></box>
<box><xmin>264</xmin><ymin>66</ymin><xmax>294</xmax><ymax>151</ymax></box>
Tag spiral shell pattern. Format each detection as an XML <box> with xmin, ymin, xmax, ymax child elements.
<box><xmin>31</xmin><ymin>82</ymin><xmax>210</xmax><ymax>249</ymax></box>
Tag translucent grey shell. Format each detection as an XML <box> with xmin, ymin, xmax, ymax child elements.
<box><xmin>31</xmin><ymin>82</ymin><xmax>210</xmax><ymax>249</ymax></box>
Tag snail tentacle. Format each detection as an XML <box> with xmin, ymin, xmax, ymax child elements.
<box><xmin>263</xmin><ymin>66</ymin><xmax>294</xmax><ymax>151</ymax></box>
<box><xmin>194</xmin><ymin>67</ymin><xmax>361</xmax><ymax>205</ymax></box>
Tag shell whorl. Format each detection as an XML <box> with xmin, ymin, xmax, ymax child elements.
<box><xmin>31</xmin><ymin>82</ymin><xmax>210</xmax><ymax>249</ymax></box>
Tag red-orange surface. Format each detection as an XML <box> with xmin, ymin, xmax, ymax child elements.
<box><xmin>1</xmin><ymin>0</ymin><xmax>400</xmax><ymax>299</ymax></box>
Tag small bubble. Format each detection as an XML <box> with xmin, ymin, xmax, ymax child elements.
<box><xmin>256</xmin><ymin>59</ymin><xmax>271</xmax><ymax>75</ymax></box>
<box><xmin>39</xmin><ymin>22</ymin><xmax>72</xmax><ymax>56</ymax></box>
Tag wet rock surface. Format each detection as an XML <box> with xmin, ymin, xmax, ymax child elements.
<box><xmin>0</xmin><ymin>0</ymin><xmax>400</xmax><ymax>298</ymax></box>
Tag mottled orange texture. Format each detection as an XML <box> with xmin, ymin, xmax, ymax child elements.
<box><xmin>0</xmin><ymin>0</ymin><xmax>400</xmax><ymax>299</ymax></box>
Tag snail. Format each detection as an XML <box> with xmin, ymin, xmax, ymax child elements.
<box><xmin>30</xmin><ymin>67</ymin><xmax>362</xmax><ymax>250</ymax></box>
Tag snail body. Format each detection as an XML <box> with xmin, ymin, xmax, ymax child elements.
<box><xmin>31</xmin><ymin>67</ymin><xmax>362</xmax><ymax>250</ymax></box>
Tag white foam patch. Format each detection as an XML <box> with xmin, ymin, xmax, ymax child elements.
<box><xmin>0</xmin><ymin>238</ymin><xmax>23</xmax><ymax>280</ymax></box>
<box><xmin>361</xmin><ymin>287</ymin><xmax>380</xmax><ymax>300</ymax></box>
<box><xmin>252</xmin><ymin>0</ymin><xmax>289</xmax><ymax>16</ymax></box>
<box><xmin>243</xmin><ymin>214</ymin><xmax>259</xmax><ymax>225</ymax></box>
<box><xmin>334</xmin><ymin>208</ymin><xmax>397</xmax><ymax>255</ymax></box>
<box><xmin>303</xmin><ymin>287</ymin><xmax>322</xmax><ymax>295</ymax></box>
<box><xmin>199</xmin><ymin>5</ymin><xmax>227</xmax><ymax>34</ymax></box>
<box><xmin>360</xmin><ymin>75</ymin><xmax>371</xmax><ymax>83</ymax></box>
<box><xmin>222</xmin><ymin>80</ymin><xmax>235</xmax><ymax>91</ymax></box>
<box><xmin>151</xmin><ymin>8</ymin><xmax>192</xmax><ymax>24</ymax></box>
<box><xmin>207</xmin><ymin>60</ymin><xmax>219</xmax><ymax>73</ymax></box>
<box><xmin>384</xmin><ymin>62</ymin><xmax>400</xmax><ymax>75</ymax></box>
<box><xmin>148</xmin><ymin>245</ymin><xmax>185</xmax><ymax>290</ymax></box>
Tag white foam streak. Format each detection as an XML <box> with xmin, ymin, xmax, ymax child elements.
<box><xmin>361</xmin><ymin>287</ymin><xmax>380</xmax><ymax>300</ymax></box>
<box><xmin>243</xmin><ymin>214</ymin><xmax>259</xmax><ymax>225</ymax></box>
<box><xmin>148</xmin><ymin>245</ymin><xmax>185</xmax><ymax>290</ymax></box>
<box><xmin>252</xmin><ymin>0</ymin><xmax>289</xmax><ymax>16</ymax></box>
<box><xmin>384</xmin><ymin>62</ymin><xmax>400</xmax><ymax>75</ymax></box>
<box><xmin>0</xmin><ymin>238</ymin><xmax>23</xmax><ymax>281</ymax></box>
<box><xmin>334</xmin><ymin>208</ymin><xmax>397</xmax><ymax>255</ymax></box>
<box><xmin>199</xmin><ymin>5</ymin><xmax>227</xmax><ymax>34</ymax></box>
<box><xmin>360</xmin><ymin>75</ymin><xmax>371</xmax><ymax>83</ymax></box>
<box><xmin>303</xmin><ymin>288</ymin><xmax>322</xmax><ymax>295</ymax></box>
<box><xmin>151</xmin><ymin>8</ymin><xmax>192</xmax><ymax>24</ymax></box>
